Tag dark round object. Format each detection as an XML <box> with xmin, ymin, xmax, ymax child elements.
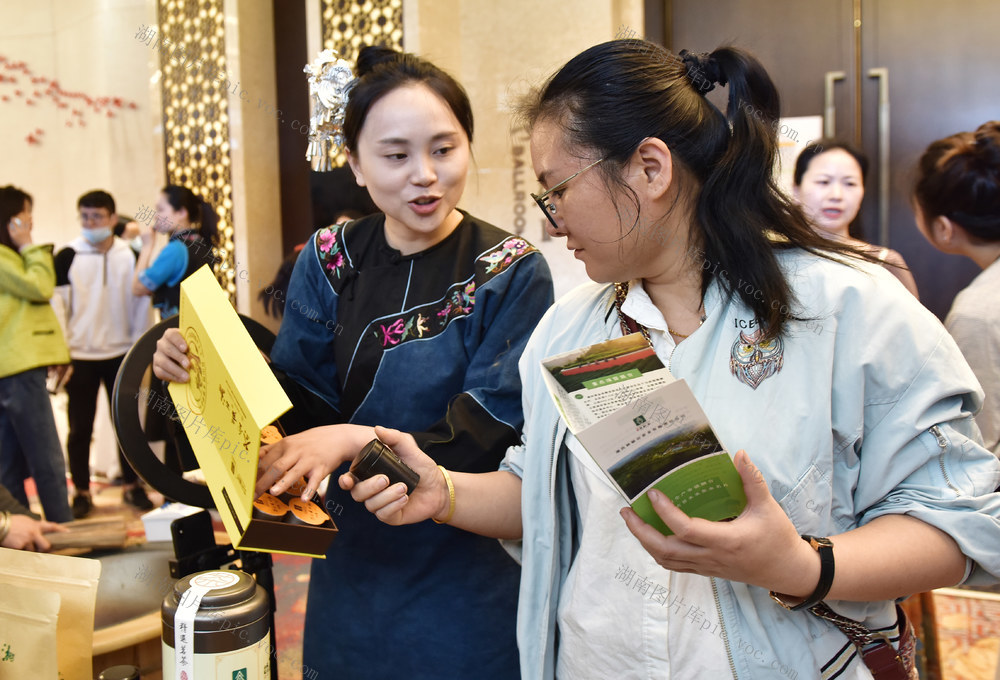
<box><xmin>284</xmin><ymin>497</ymin><xmax>331</xmax><ymax>526</ymax></box>
<box><xmin>98</xmin><ymin>665</ymin><xmax>140</xmax><ymax>680</ymax></box>
<box><xmin>349</xmin><ymin>439</ymin><xmax>420</xmax><ymax>494</ymax></box>
<box><xmin>162</xmin><ymin>570</ymin><xmax>269</xmax><ymax>653</ymax></box>
<box><xmin>251</xmin><ymin>493</ymin><xmax>289</xmax><ymax>521</ymax></box>
<box><xmin>112</xmin><ymin>314</ymin><xmax>276</xmax><ymax>507</ymax></box>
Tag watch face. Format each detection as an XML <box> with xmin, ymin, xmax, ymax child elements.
<box><xmin>803</xmin><ymin>535</ymin><xmax>833</xmax><ymax>550</ymax></box>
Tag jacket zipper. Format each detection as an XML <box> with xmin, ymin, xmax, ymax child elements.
<box><xmin>711</xmin><ymin>578</ymin><xmax>739</xmax><ymax>679</ymax></box>
<box><xmin>930</xmin><ymin>425</ymin><xmax>960</xmax><ymax>494</ymax></box>
<box><xmin>542</xmin><ymin>420</ymin><xmax>561</xmax><ymax>675</ymax></box>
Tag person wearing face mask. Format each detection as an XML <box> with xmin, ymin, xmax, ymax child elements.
<box><xmin>53</xmin><ymin>190</ymin><xmax>154</xmax><ymax>518</ymax></box>
<box><xmin>0</xmin><ymin>185</ymin><xmax>72</xmax><ymax>523</ymax></box>
<box><xmin>793</xmin><ymin>141</ymin><xmax>920</xmax><ymax>298</ymax></box>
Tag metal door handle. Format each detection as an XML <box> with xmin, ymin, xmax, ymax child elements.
<box><xmin>824</xmin><ymin>71</ymin><xmax>846</xmax><ymax>138</ymax></box>
<box><xmin>868</xmin><ymin>67</ymin><xmax>890</xmax><ymax>246</ymax></box>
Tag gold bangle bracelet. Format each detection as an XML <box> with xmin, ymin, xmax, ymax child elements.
<box><xmin>432</xmin><ymin>465</ymin><xmax>456</xmax><ymax>524</ymax></box>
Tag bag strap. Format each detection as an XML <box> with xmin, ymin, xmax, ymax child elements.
<box><xmin>612</xmin><ymin>282</ymin><xmax>650</xmax><ymax>341</ymax></box>
<box><xmin>808</xmin><ymin>603</ymin><xmax>917</xmax><ymax>680</ymax></box>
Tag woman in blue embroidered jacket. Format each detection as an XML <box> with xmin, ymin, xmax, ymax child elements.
<box><xmin>153</xmin><ymin>46</ymin><xmax>553</xmax><ymax>679</ymax></box>
<box><xmin>345</xmin><ymin>42</ymin><xmax>1000</xmax><ymax>679</ymax></box>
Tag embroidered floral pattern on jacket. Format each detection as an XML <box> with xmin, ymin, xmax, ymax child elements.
<box><xmin>480</xmin><ymin>237</ymin><xmax>534</xmax><ymax>274</ymax></box>
<box><xmin>377</xmin><ymin>280</ymin><xmax>477</xmax><ymax>348</ymax></box>
<box><xmin>317</xmin><ymin>224</ymin><xmax>346</xmax><ymax>279</ymax></box>
<box><xmin>437</xmin><ymin>282</ymin><xmax>476</xmax><ymax>320</ymax></box>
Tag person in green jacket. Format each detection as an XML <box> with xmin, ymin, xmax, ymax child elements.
<box><xmin>0</xmin><ymin>185</ymin><xmax>72</xmax><ymax>523</ymax></box>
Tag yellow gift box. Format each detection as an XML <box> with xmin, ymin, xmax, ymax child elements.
<box><xmin>168</xmin><ymin>266</ymin><xmax>337</xmax><ymax>558</ymax></box>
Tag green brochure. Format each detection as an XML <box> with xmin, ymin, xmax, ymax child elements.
<box><xmin>541</xmin><ymin>335</ymin><xmax>747</xmax><ymax>535</ymax></box>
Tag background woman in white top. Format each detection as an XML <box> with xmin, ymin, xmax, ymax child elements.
<box><xmin>913</xmin><ymin>120</ymin><xmax>1000</xmax><ymax>456</ymax></box>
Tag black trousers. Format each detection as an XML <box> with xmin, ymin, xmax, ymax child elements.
<box><xmin>65</xmin><ymin>355</ymin><xmax>138</xmax><ymax>491</ymax></box>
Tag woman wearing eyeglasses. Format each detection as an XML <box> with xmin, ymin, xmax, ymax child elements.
<box><xmin>346</xmin><ymin>41</ymin><xmax>1000</xmax><ymax>679</ymax></box>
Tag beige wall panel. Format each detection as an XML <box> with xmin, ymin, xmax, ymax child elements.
<box><xmin>0</xmin><ymin>0</ymin><xmax>162</xmax><ymax>246</ymax></box>
<box><xmin>223</xmin><ymin>0</ymin><xmax>283</xmax><ymax>324</ymax></box>
<box><xmin>405</xmin><ymin>0</ymin><xmax>643</xmax><ymax>298</ymax></box>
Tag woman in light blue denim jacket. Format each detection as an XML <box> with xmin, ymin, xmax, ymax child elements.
<box><xmin>342</xmin><ymin>41</ymin><xmax>1000</xmax><ymax>679</ymax></box>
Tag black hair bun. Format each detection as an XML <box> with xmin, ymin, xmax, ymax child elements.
<box><xmin>356</xmin><ymin>45</ymin><xmax>403</xmax><ymax>77</ymax></box>
<box><xmin>973</xmin><ymin>121</ymin><xmax>1000</xmax><ymax>171</ymax></box>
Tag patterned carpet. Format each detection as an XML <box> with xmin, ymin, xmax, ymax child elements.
<box><xmin>934</xmin><ymin>588</ymin><xmax>1000</xmax><ymax>680</ymax></box>
<box><xmin>271</xmin><ymin>554</ymin><xmax>311</xmax><ymax>679</ymax></box>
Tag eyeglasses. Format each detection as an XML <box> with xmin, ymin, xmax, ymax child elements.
<box><xmin>79</xmin><ymin>210</ymin><xmax>111</xmax><ymax>225</ymax></box>
<box><xmin>530</xmin><ymin>157</ymin><xmax>605</xmax><ymax>229</ymax></box>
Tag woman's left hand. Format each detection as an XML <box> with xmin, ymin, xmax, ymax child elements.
<box><xmin>621</xmin><ymin>450</ymin><xmax>821</xmax><ymax>598</ymax></box>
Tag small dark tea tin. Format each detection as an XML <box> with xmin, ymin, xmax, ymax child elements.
<box><xmin>350</xmin><ymin>439</ymin><xmax>420</xmax><ymax>494</ymax></box>
<box><xmin>284</xmin><ymin>498</ymin><xmax>331</xmax><ymax>527</ymax></box>
<box><xmin>252</xmin><ymin>493</ymin><xmax>289</xmax><ymax>522</ymax></box>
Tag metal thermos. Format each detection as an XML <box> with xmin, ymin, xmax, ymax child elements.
<box><xmin>97</xmin><ymin>665</ymin><xmax>140</xmax><ymax>680</ymax></box>
<box><xmin>161</xmin><ymin>570</ymin><xmax>271</xmax><ymax>679</ymax></box>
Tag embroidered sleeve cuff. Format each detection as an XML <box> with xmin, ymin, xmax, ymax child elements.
<box><xmin>137</xmin><ymin>270</ymin><xmax>159</xmax><ymax>291</ymax></box>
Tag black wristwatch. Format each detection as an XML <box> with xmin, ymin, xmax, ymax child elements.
<box><xmin>769</xmin><ymin>535</ymin><xmax>835</xmax><ymax>611</ymax></box>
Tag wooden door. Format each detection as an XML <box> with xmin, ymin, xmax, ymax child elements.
<box><xmin>862</xmin><ymin>0</ymin><xmax>999</xmax><ymax>317</ymax></box>
<box><xmin>668</xmin><ymin>0</ymin><xmax>1000</xmax><ymax>318</ymax></box>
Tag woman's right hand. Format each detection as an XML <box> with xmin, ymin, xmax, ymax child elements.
<box><xmin>139</xmin><ymin>221</ymin><xmax>156</xmax><ymax>248</ymax></box>
<box><xmin>2</xmin><ymin>515</ymin><xmax>67</xmax><ymax>551</ymax></box>
<box><xmin>152</xmin><ymin>328</ymin><xmax>191</xmax><ymax>382</ymax></box>
<box><xmin>339</xmin><ymin>426</ymin><xmax>449</xmax><ymax>526</ymax></box>
<box><xmin>7</xmin><ymin>217</ymin><xmax>32</xmax><ymax>249</ymax></box>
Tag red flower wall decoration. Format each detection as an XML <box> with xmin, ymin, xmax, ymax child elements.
<box><xmin>1</xmin><ymin>54</ymin><xmax>140</xmax><ymax>146</ymax></box>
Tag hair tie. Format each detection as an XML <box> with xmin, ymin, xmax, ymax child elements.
<box><xmin>678</xmin><ymin>49</ymin><xmax>726</xmax><ymax>94</ymax></box>
<box><xmin>304</xmin><ymin>49</ymin><xmax>357</xmax><ymax>172</ymax></box>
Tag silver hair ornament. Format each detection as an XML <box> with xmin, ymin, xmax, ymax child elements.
<box><xmin>304</xmin><ymin>49</ymin><xmax>356</xmax><ymax>172</ymax></box>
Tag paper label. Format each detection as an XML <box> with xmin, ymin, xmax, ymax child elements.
<box><xmin>174</xmin><ymin>571</ymin><xmax>241</xmax><ymax>680</ymax></box>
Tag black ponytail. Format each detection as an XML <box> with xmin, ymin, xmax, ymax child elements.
<box><xmin>521</xmin><ymin>40</ymin><xmax>865</xmax><ymax>339</ymax></box>
<box><xmin>197</xmin><ymin>198</ymin><xmax>220</xmax><ymax>246</ymax></box>
<box><xmin>162</xmin><ymin>184</ymin><xmax>219</xmax><ymax>247</ymax></box>
<box><xmin>695</xmin><ymin>46</ymin><xmax>813</xmax><ymax>337</ymax></box>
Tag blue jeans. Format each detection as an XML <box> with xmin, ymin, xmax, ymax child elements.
<box><xmin>0</xmin><ymin>368</ymin><xmax>72</xmax><ymax>522</ymax></box>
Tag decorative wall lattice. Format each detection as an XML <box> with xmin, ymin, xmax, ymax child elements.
<box><xmin>320</xmin><ymin>0</ymin><xmax>403</xmax><ymax>167</ymax></box>
<box><xmin>157</xmin><ymin>0</ymin><xmax>235</xmax><ymax>299</ymax></box>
